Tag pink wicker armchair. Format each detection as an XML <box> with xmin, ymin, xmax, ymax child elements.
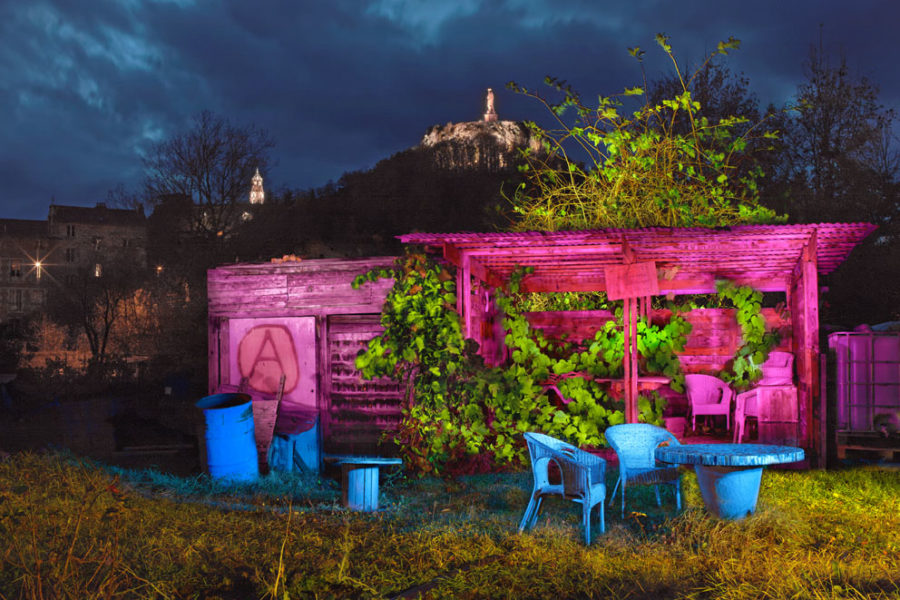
<box><xmin>685</xmin><ymin>374</ymin><xmax>734</xmax><ymax>431</ymax></box>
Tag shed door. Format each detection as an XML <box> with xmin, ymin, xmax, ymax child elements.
<box><xmin>228</xmin><ymin>317</ymin><xmax>317</xmax><ymax>410</ymax></box>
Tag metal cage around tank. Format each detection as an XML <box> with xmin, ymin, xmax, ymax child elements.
<box><xmin>828</xmin><ymin>331</ymin><xmax>900</xmax><ymax>460</ymax></box>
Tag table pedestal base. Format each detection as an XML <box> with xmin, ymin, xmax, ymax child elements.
<box><xmin>694</xmin><ymin>465</ymin><xmax>763</xmax><ymax>520</ymax></box>
<box><xmin>335</xmin><ymin>457</ymin><xmax>402</xmax><ymax>511</ymax></box>
<box><xmin>343</xmin><ymin>464</ymin><xmax>380</xmax><ymax>511</ymax></box>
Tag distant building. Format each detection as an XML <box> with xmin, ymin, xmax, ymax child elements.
<box><xmin>48</xmin><ymin>202</ymin><xmax>148</xmax><ymax>281</ymax></box>
<box><xmin>158</xmin><ymin>169</ymin><xmax>267</xmax><ymax>238</ymax></box>
<box><xmin>249</xmin><ymin>168</ymin><xmax>265</xmax><ymax>204</ymax></box>
<box><xmin>0</xmin><ymin>219</ymin><xmax>49</xmax><ymax>325</ymax></box>
<box><xmin>0</xmin><ymin>202</ymin><xmax>148</xmax><ymax>324</ymax></box>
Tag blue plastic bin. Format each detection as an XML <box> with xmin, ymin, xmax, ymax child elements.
<box><xmin>268</xmin><ymin>410</ymin><xmax>320</xmax><ymax>474</ymax></box>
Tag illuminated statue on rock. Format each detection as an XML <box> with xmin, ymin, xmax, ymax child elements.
<box><xmin>483</xmin><ymin>88</ymin><xmax>498</xmax><ymax>122</ymax></box>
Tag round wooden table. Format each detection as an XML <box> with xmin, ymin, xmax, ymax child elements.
<box><xmin>655</xmin><ymin>444</ymin><xmax>804</xmax><ymax>519</ymax></box>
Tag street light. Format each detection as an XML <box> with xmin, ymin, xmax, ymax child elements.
<box><xmin>34</xmin><ymin>260</ymin><xmax>42</xmax><ymax>280</ymax></box>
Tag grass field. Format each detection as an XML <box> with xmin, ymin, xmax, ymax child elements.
<box><xmin>1</xmin><ymin>451</ymin><xmax>898</xmax><ymax>599</ymax></box>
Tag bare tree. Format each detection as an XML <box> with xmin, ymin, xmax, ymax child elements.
<box><xmin>105</xmin><ymin>182</ymin><xmax>144</xmax><ymax>212</ymax></box>
<box><xmin>47</xmin><ymin>256</ymin><xmax>145</xmax><ymax>365</ymax></box>
<box><xmin>143</xmin><ymin>110</ymin><xmax>275</xmax><ymax>240</ymax></box>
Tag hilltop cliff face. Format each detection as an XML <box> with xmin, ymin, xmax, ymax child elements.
<box><xmin>419</xmin><ymin>120</ymin><xmax>541</xmax><ymax>172</ymax></box>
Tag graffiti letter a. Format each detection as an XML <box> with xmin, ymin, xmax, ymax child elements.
<box><xmin>238</xmin><ymin>325</ymin><xmax>299</xmax><ymax>394</ymax></box>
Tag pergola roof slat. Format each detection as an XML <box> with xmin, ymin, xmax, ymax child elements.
<box><xmin>400</xmin><ymin>223</ymin><xmax>876</xmax><ymax>291</ymax></box>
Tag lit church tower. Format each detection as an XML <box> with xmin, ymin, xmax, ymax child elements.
<box><xmin>249</xmin><ymin>168</ymin><xmax>265</xmax><ymax>204</ymax></box>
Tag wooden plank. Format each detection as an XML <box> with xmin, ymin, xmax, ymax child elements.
<box><xmin>604</xmin><ymin>261</ymin><xmax>659</xmax><ymax>300</ymax></box>
<box><xmin>758</xmin><ymin>386</ymin><xmax>799</xmax><ymax>422</ymax></box>
<box><xmin>759</xmin><ymin>422</ymin><xmax>800</xmax><ymax>446</ymax></box>
<box><xmin>208</xmin><ymin>317</ymin><xmax>232</xmax><ymax>393</ymax></box>
<box><xmin>402</xmin><ymin>225</ymin><xmax>875</xmax><ymax>293</ymax></box>
<box><xmin>520</xmin><ymin>275</ymin><xmax>607</xmax><ymax>293</ymax></box>
<box><xmin>208</xmin><ymin>257</ymin><xmax>396</xmax><ymax>315</ymax></box>
<box><xmin>209</xmin><ymin>304</ymin><xmax>389</xmax><ymax>319</ymax></box>
<box><xmin>461</xmin><ymin>253</ymin><xmax>472</xmax><ymax>339</ymax></box>
<box><xmin>287</xmin><ymin>279</ymin><xmax>393</xmax><ymax>308</ymax></box>
<box><xmin>523</xmin><ymin>306</ymin><xmax>792</xmax><ymax>376</ymax></box>
<box><xmin>516</xmin><ymin>273</ymin><xmax>788</xmax><ymax>295</ymax></box>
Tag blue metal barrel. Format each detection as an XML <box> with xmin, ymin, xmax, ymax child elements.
<box><xmin>196</xmin><ymin>393</ymin><xmax>259</xmax><ymax>481</ymax></box>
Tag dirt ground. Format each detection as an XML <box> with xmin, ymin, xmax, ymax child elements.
<box><xmin>0</xmin><ymin>393</ymin><xmax>203</xmax><ymax>476</ymax></box>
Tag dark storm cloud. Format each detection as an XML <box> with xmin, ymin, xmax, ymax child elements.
<box><xmin>1</xmin><ymin>0</ymin><xmax>897</xmax><ymax>220</ymax></box>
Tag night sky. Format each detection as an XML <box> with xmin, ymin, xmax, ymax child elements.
<box><xmin>1</xmin><ymin>0</ymin><xmax>897</xmax><ymax>221</ymax></box>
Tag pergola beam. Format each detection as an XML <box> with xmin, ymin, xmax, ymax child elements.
<box><xmin>517</xmin><ymin>274</ymin><xmax>789</xmax><ymax>295</ymax></box>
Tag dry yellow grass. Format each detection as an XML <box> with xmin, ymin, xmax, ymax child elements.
<box><xmin>1</xmin><ymin>452</ymin><xmax>897</xmax><ymax>599</ymax></box>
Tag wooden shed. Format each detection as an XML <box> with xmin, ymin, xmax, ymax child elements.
<box><xmin>400</xmin><ymin>223</ymin><xmax>876</xmax><ymax>467</ymax></box>
<box><xmin>207</xmin><ymin>257</ymin><xmax>402</xmax><ymax>456</ymax></box>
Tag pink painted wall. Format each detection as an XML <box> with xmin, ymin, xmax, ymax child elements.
<box><xmin>227</xmin><ymin>318</ymin><xmax>317</xmax><ymax>410</ymax></box>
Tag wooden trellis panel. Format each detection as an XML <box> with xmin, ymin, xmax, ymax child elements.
<box><xmin>525</xmin><ymin>308</ymin><xmax>791</xmax><ymax>375</ymax></box>
<box><xmin>323</xmin><ymin>315</ymin><xmax>403</xmax><ymax>456</ymax></box>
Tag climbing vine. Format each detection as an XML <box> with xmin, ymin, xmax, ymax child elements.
<box><xmin>715</xmin><ymin>280</ymin><xmax>784</xmax><ymax>390</ymax></box>
<box><xmin>353</xmin><ymin>253</ymin><xmax>691</xmax><ymax>476</ymax></box>
<box><xmin>505</xmin><ymin>34</ymin><xmax>785</xmax><ymax>230</ymax></box>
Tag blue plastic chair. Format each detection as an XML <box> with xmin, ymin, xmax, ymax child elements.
<box><xmin>606</xmin><ymin>423</ymin><xmax>682</xmax><ymax>519</ymax></box>
<box><xmin>518</xmin><ymin>432</ymin><xmax>606</xmax><ymax>544</ymax></box>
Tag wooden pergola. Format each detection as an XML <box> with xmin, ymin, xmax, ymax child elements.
<box><xmin>400</xmin><ymin>223</ymin><xmax>876</xmax><ymax>465</ymax></box>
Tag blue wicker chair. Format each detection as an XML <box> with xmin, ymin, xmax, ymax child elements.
<box><xmin>518</xmin><ymin>432</ymin><xmax>607</xmax><ymax>544</ymax></box>
<box><xmin>605</xmin><ymin>423</ymin><xmax>682</xmax><ymax>519</ymax></box>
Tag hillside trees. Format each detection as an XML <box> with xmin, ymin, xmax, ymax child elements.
<box><xmin>331</xmin><ymin>142</ymin><xmax>520</xmax><ymax>238</ymax></box>
<box><xmin>231</xmin><ymin>142</ymin><xmax>525</xmax><ymax>261</ymax></box>
<box><xmin>777</xmin><ymin>46</ymin><xmax>899</xmax><ymax>325</ymax></box>
<box><xmin>768</xmin><ymin>47</ymin><xmax>897</xmax><ymax>225</ymax></box>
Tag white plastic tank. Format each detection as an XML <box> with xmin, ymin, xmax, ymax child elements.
<box><xmin>828</xmin><ymin>331</ymin><xmax>900</xmax><ymax>432</ymax></box>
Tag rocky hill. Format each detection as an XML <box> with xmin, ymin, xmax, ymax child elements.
<box><xmin>419</xmin><ymin>120</ymin><xmax>541</xmax><ymax>171</ymax></box>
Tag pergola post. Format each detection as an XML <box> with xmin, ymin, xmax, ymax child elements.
<box><xmin>791</xmin><ymin>230</ymin><xmax>821</xmax><ymax>465</ymax></box>
<box><xmin>457</xmin><ymin>252</ymin><xmax>472</xmax><ymax>340</ymax></box>
<box><xmin>623</xmin><ymin>296</ymin><xmax>636</xmax><ymax>422</ymax></box>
